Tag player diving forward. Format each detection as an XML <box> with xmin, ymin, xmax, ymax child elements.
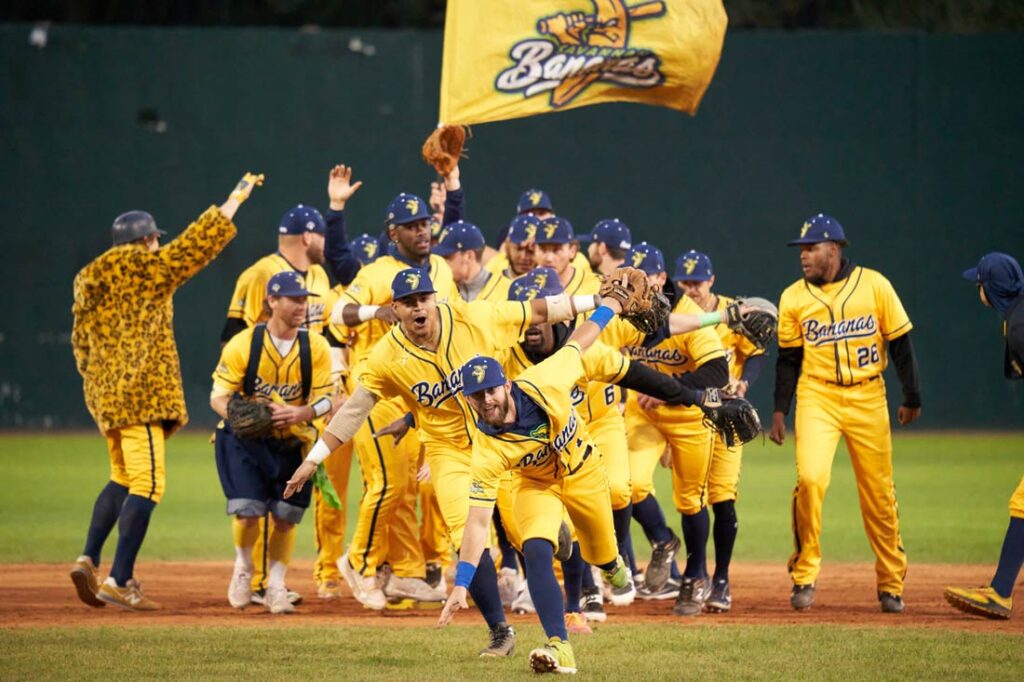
<box><xmin>285</xmin><ymin>267</ymin><xmax>604</xmax><ymax>657</ymax></box>
<box><xmin>437</xmin><ymin>274</ymin><xmax>760</xmax><ymax>674</ymax></box>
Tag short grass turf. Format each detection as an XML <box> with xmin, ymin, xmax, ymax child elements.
<box><xmin>1</xmin><ymin>624</ymin><xmax>1022</xmax><ymax>681</ymax></box>
<box><xmin>0</xmin><ymin>431</ymin><xmax>1020</xmax><ymax>563</ymax></box>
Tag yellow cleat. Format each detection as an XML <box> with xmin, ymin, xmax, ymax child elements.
<box><xmin>97</xmin><ymin>577</ymin><xmax>160</xmax><ymax>611</ymax></box>
<box><xmin>600</xmin><ymin>556</ymin><xmax>630</xmax><ymax>591</ymax></box>
<box><xmin>944</xmin><ymin>586</ymin><xmax>1012</xmax><ymax>620</ymax></box>
<box><xmin>564</xmin><ymin>611</ymin><xmax>593</xmax><ymax>635</ymax></box>
<box><xmin>529</xmin><ymin>637</ymin><xmax>577</xmax><ymax>675</ymax></box>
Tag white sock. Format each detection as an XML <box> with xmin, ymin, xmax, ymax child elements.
<box><xmin>234</xmin><ymin>546</ymin><xmax>254</xmax><ymax>573</ymax></box>
<box><xmin>268</xmin><ymin>560</ymin><xmax>287</xmax><ymax>590</ymax></box>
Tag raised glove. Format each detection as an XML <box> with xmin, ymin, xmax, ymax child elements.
<box><xmin>627</xmin><ymin>289</ymin><xmax>671</xmax><ymax>335</ymax></box>
<box><xmin>421</xmin><ymin>125</ymin><xmax>469</xmax><ymax>176</ymax></box>
<box><xmin>725</xmin><ymin>296</ymin><xmax>778</xmax><ymax>350</ymax></box>
<box><xmin>229</xmin><ymin>172</ymin><xmax>265</xmax><ymax>204</ymax></box>
<box><xmin>226</xmin><ymin>394</ymin><xmax>274</xmax><ymax>440</ymax></box>
<box><xmin>698</xmin><ymin>389</ymin><xmax>762</xmax><ymax>447</ymax></box>
<box><xmin>600</xmin><ymin>266</ymin><xmax>661</xmax><ymax>332</ymax></box>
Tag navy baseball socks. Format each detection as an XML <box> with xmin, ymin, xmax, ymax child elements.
<box><xmin>681</xmin><ymin>508</ymin><xmax>710</xmax><ymax>578</ymax></box>
<box><xmin>109</xmin><ymin>494</ymin><xmax>157</xmax><ymax>587</ymax></box>
<box><xmin>712</xmin><ymin>500</ymin><xmax>738</xmax><ymax>582</ymax></box>
<box><xmin>82</xmin><ymin>481</ymin><xmax>130</xmax><ymax>566</ymax></box>
<box><xmin>561</xmin><ymin>542</ymin><xmax>585</xmax><ymax>613</ymax></box>
<box><xmin>632</xmin><ymin>494</ymin><xmax>674</xmax><ymax>544</ymax></box>
<box><xmin>524</xmin><ymin>539</ymin><xmax>568</xmax><ymax>640</ymax></box>
<box><xmin>467</xmin><ymin>550</ymin><xmax>506</xmax><ymax>629</ymax></box>
<box><xmin>991</xmin><ymin>516</ymin><xmax>1024</xmax><ymax>599</ymax></box>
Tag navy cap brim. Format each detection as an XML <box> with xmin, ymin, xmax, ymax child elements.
<box><xmin>787</xmin><ymin>237</ymin><xmax>849</xmax><ymax>247</ymax></box>
<box><xmin>394</xmin><ymin>287</ymin><xmax>437</xmax><ymax>301</ymax></box>
<box><xmin>270</xmin><ymin>289</ymin><xmax>319</xmax><ymax>297</ymax></box>
<box><xmin>674</xmin><ymin>273</ymin><xmax>711</xmax><ymax>283</ymax></box>
<box><xmin>962</xmin><ymin>267</ymin><xmax>979</xmax><ymax>282</ymax></box>
<box><xmin>463</xmin><ymin>375</ymin><xmax>506</xmax><ymax>396</ymax></box>
<box><xmin>432</xmin><ymin>243</ymin><xmax>457</xmax><ymax>256</ymax></box>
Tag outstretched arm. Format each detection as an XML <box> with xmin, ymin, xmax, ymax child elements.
<box><xmin>437</xmin><ymin>504</ymin><xmax>492</xmax><ymax>626</ymax></box>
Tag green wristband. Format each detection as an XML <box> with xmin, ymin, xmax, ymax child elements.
<box><xmin>697</xmin><ymin>312</ymin><xmax>722</xmax><ymax>328</ymax></box>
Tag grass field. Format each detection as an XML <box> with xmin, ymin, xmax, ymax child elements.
<box><xmin>1</xmin><ymin>431</ymin><xmax>1020</xmax><ymax>563</ymax></box>
<box><xmin>1</xmin><ymin>431</ymin><xmax>1021</xmax><ymax>680</ymax></box>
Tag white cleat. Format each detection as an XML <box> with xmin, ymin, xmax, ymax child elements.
<box><xmin>228</xmin><ymin>566</ymin><xmax>253</xmax><ymax>609</ymax></box>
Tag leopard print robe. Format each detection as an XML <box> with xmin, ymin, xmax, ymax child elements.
<box><xmin>72</xmin><ymin>206</ymin><xmax>237</xmax><ymax>435</ymax></box>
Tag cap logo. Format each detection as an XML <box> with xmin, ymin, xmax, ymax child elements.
<box><xmin>472</xmin><ymin>364</ymin><xmax>487</xmax><ymax>383</ymax></box>
<box><xmin>405</xmin><ymin>272</ymin><xmax>421</xmax><ymax>289</ymax></box>
<box><xmin>533</xmin><ymin>272</ymin><xmax>548</xmax><ymax>288</ymax></box>
<box><xmin>363</xmin><ymin>242</ymin><xmax>378</xmax><ymax>259</ymax></box>
<box><xmin>823</xmin><ymin>231</ymin><xmax>829</xmax><ymax>238</ymax></box>
<box><xmin>405</xmin><ymin>198</ymin><xmax>420</xmax><ymax>214</ymax></box>
<box><xmin>631</xmin><ymin>251</ymin><xmax>646</xmax><ymax>268</ymax></box>
<box><xmin>684</xmin><ymin>257</ymin><xmax>698</xmax><ymax>275</ymax></box>
<box><xmin>271</xmin><ymin>283</ymin><xmax>281</xmax><ymax>293</ymax></box>
<box><xmin>529</xmin><ymin>191</ymin><xmax>542</xmax><ymax>206</ymax></box>
<box><xmin>306</xmin><ymin>221</ymin><xmax>315</xmax><ymax>231</ymax></box>
<box><xmin>524</xmin><ymin>224</ymin><xmax>537</xmax><ymax>241</ymax></box>
<box><xmin>544</xmin><ymin>223</ymin><xmax>558</xmax><ymax>239</ymax></box>
<box><xmin>438</xmin><ymin>228</ymin><xmax>449</xmax><ymax>242</ymax></box>
<box><xmin>800</xmin><ymin>221</ymin><xmax>811</xmax><ymax>238</ymax></box>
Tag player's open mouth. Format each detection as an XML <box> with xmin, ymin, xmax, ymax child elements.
<box><xmin>412</xmin><ymin>314</ymin><xmax>428</xmax><ymax>328</ymax></box>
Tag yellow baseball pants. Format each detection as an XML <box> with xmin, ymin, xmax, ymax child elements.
<box><xmin>788</xmin><ymin>377</ymin><xmax>907</xmax><ymax>595</ymax></box>
<box><xmin>105</xmin><ymin>423</ymin><xmax>166</xmax><ymax>503</ymax></box>
<box><xmin>1010</xmin><ymin>476</ymin><xmax>1024</xmax><ymax>519</ymax></box>
<box><xmin>707</xmin><ymin>436</ymin><xmax>742</xmax><ymax>505</ymax></box>
<box><xmin>313</xmin><ymin>439</ymin><xmax>353</xmax><ymax>584</ymax></box>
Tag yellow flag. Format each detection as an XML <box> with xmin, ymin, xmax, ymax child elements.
<box><xmin>439</xmin><ymin>0</ymin><xmax>728</xmax><ymax>126</ymax></box>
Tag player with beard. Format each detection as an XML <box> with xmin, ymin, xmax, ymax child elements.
<box><xmin>580</xmin><ymin>219</ymin><xmax>633</xmax><ymax>278</ymax></box>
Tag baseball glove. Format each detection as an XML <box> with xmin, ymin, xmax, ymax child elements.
<box><xmin>421</xmin><ymin>125</ymin><xmax>470</xmax><ymax>176</ymax></box>
<box><xmin>226</xmin><ymin>394</ymin><xmax>274</xmax><ymax>440</ymax></box>
<box><xmin>725</xmin><ymin>296</ymin><xmax>779</xmax><ymax>350</ymax></box>
<box><xmin>600</xmin><ymin>266</ymin><xmax>666</xmax><ymax>333</ymax></box>
<box><xmin>699</xmin><ymin>389</ymin><xmax>762</xmax><ymax>447</ymax></box>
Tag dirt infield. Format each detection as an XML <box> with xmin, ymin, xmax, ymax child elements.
<box><xmin>1</xmin><ymin>561</ymin><xmax>1020</xmax><ymax>632</ymax></box>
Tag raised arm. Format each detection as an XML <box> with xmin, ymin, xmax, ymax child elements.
<box><xmin>324</xmin><ymin>164</ymin><xmax>364</xmax><ymax>286</ymax></box>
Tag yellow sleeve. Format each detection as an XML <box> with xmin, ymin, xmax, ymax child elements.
<box><xmin>343</xmin><ymin>264</ymin><xmax>390</xmax><ymax>306</ymax></box>
<box><xmin>468</xmin><ymin>444</ymin><xmax>507</xmax><ymax>508</ymax></box>
<box><xmin>581</xmin><ymin>339</ymin><xmax>630</xmax><ymax>383</ymax></box>
<box><xmin>874</xmin><ymin>273</ymin><xmax>913</xmax><ymax>340</ymax></box>
<box><xmin>309</xmin><ymin>336</ymin><xmax>336</xmax><ymax>401</ymax></box>
<box><xmin>241</xmin><ymin>269</ymin><xmax>269</xmax><ymax>327</ymax></box>
<box><xmin>517</xmin><ymin>343</ymin><xmax>586</xmax><ymax>395</ymax></box>
<box><xmin>485</xmin><ymin>253</ymin><xmax>510</xmax><ymax>276</ymax></box>
<box><xmin>226</xmin><ymin>267</ymin><xmax>252</xmax><ymax>320</ymax></box>
<box><xmin>353</xmin><ymin>345</ymin><xmax>398</xmax><ymax>400</ymax></box>
<box><xmin>471</xmin><ymin>300</ymin><xmax>532</xmax><ymax>349</ymax></box>
<box><xmin>684</xmin><ymin>324</ymin><xmax>727</xmax><ymax>367</ymax></box>
<box><xmin>212</xmin><ymin>331</ymin><xmax>250</xmax><ymax>394</ymax></box>
<box><xmin>777</xmin><ymin>286</ymin><xmax>803</xmax><ymax>348</ymax></box>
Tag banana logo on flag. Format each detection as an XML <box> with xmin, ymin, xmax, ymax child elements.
<box><xmin>497</xmin><ymin>0</ymin><xmax>667</xmax><ymax>108</ymax></box>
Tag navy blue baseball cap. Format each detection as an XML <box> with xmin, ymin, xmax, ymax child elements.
<box><xmin>391</xmin><ymin>268</ymin><xmax>436</xmax><ymax>300</ymax></box>
<box><xmin>536</xmin><ymin>216</ymin><xmax>575</xmax><ymax>245</ymax></box>
<box><xmin>507</xmin><ymin>215</ymin><xmax>542</xmax><ymax>245</ymax></box>
<box><xmin>351</xmin><ymin>233</ymin><xmax>381</xmax><ymax>265</ymax></box>
<box><xmin>580</xmin><ymin>218</ymin><xmax>632</xmax><ymax>251</ymax></box>
<box><xmin>433</xmin><ymin>221</ymin><xmax>486</xmax><ymax>256</ymax></box>
<box><xmin>461</xmin><ymin>356</ymin><xmax>509</xmax><ymax>396</ymax></box>
<box><xmin>385</xmin><ymin>193</ymin><xmax>431</xmax><ymax>226</ymax></box>
<box><xmin>673</xmin><ymin>250</ymin><xmax>714</xmax><ymax>282</ymax></box>
<box><xmin>627</xmin><ymin>242</ymin><xmax>666</xmax><ymax>275</ymax></box>
<box><xmin>517</xmin><ymin>189</ymin><xmax>554</xmax><ymax>214</ymax></box>
<box><xmin>266</xmin><ymin>271</ymin><xmax>318</xmax><ymax>297</ymax></box>
<box><xmin>279</xmin><ymin>205</ymin><xmax>326</xmax><ymax>235</ymax></box>
<box><xmin>788</xmin><ymin>213</ymin><xmax>848</xmax><ymax>246</ymax></box>
<box><xmin>509</xmin><ymin>266</ymin><xmax>564</xmax><ymax>301</ymax></box>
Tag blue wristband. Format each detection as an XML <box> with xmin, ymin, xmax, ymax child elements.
<box><xmin>454</xmin><ymin>560</ymin><xmax>477</xmax><ymax>589</ymax></box>
<box><xmin>590</xmin><ymin>305</ymin><xmax>615</xmax><ymax>330</ymax></box>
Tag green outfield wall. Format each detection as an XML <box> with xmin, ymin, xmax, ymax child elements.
<box><xmin>1</xmin><ymin>25</ymin><xmax>1021</xmax><ymax>429</ymax></box>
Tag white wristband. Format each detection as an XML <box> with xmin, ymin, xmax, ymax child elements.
<box><xmin>311</xmin><ymin>396</ymin><xmax>332</xmax><ymax>418</ymax></box>
<box><xmin>305</xmin><ymin>439</ymin><xmax>331</xmax><ymax>465</ymax></box>
<box><xmin>358</xmin><ymin>305</ymin><xmax>380</xmax><ymax>323</ymax></box>
<box><xmin>573</xmin><ymin>295</ymin><xmax>599</xmax><ymax>314</ymax></box>
<box><xmin>544</xmin><ymin>294</ymin><xmax>573</xmax><ymax>322</ymax></box>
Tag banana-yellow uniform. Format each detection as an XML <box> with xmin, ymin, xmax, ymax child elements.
<box><xmin>702</xmin><ymin>294</ymin><xmax>765</xmax><ymax>507</ymax></box>
<box><xmin>341</xmin><ymin>253</ymin><xmax>457</xmax><ymax>580</ymax></box>
<box><xmin>486</xmin><ymin>249</ymin><xmax>591</xmax><ymax>281</ymax></box>
<box><xmin>466</xmin><ymin>344</ymin><xmax>619</xmax><ymax>570</ymax></box>
<box><xmin>604</xmin><ymin>295</ymin><xmax>726</xmax><ymax>515</ymax></box>
<box><xmin>777</xmin><ymin>263</ymin><xmax>913</xmax><ymax>596</ymax></box>
<box><xmin>355</xmin><ymin>296</ymin><xmax>533</xmax><ymax>549</ymax></box>
<box><xmin>223</xmin><ymin>252</ymin><xmax>334</xmax><ymax>595</ymax></box>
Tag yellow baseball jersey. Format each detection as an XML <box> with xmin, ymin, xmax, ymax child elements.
<box><xmin>698</xmin><ymin>294</ymin><xmax>765</xmax><ymax>380</ymax></box>
<box><xmin>212</xmin><ymin>326</ymin><xmax>334</xmax><ymax>446</ymax></box>
<box><xmin>355</xmin><ymin>300</ymin><xmax>533</xmax><ymax>455</ymax></box>
<box><xmin>226</xmin><ymin>253</ymin><xmax>331</xmax><ymax>333</ymax></box>
<box><xmin>463</xmin><ymin>270</ymin><xmax>513</xmax><ymax>303</ymax></box>
<box><xmin>485</xmin><ymin>251</ymin><xmax>592</xmax><ymax>281</ymax></box>
<box><xmin>498</xmin><ymin>335</ymin><xmax>629</xmax><ymax>424</ymax></box>
<box><xmin>342</xmin><ymin>254</ymin><xmax>457</xmax><ymax>368</ymax></box>
<box><xmin>777</xmin><ymin>266</ymin><xmax>912</xmax><ymax>385</ymax></box>
<box><xmin>468</xmin><ymin>343</ymin><xmax>598</xmax><ymax>508</ymax></box>
<box><xmin>606</xmin><ymin>294</ymin><xmax>726</xmax><ymax>422</ymax></box>
<box><xmin>563</xmin><ymin>260</ymin><xmax>602</xmax><ymax>296</ymax></box>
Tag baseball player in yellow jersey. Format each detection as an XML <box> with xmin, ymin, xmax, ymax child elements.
<box><xmin>485</xmin><ymin>215</ymin><xmax>542</xmax><ymax>279</ymax></box>
<box><xmin>535</xmin><ymin>217</ymin><xmax>603</xmax><ymax>296</ymax></box>
<box><xmin>769</xmin><ymin>214</ymin><xmax>921</xmax><ymax>614</ymax></box>
<box><xmin>437</xmin><ymin>287</ymin><xmax>729</xmax><ymax>675</ymax></box>
<box><xmin>674</xmin><ymin>249</ymin><xmax>767</xmax><ymax>613</ymax></box>
<box><xmin>580</xmin><ymin>219</ymin><xmax>633</xmax><ymax>277</ymax></box>
<box><xmin>604</xmin><ymin>242</ymin><xmax>731</xmax><ymax>617</ymax></box>
<box><xmin>69</xmin><ymin>173</ymin><xmax>259</xmax><ymax>611</ymax></box>
<box><xmin>945</xmin><ymin>252</ymin><xmax>1024</xmax><ymax>620</ymax></box>
<box><xmin>434</xmin><ymin>221</ymin><xmax>512</xmax><ymax>303</ymax></box>
<box><xmin>313</xmin><ymin>233</ymin><xmax>382</xmax><ymax>600</ymax></box>
<box><xmin>219</xmin><ymin>165</ymin><xmax>363</xmax><ymax>605</ymax></box>
<box><xmin>211</xmin><ymin>272</ymin><xmax>334</xmax><ymax>614</ymax></box>
<box><xmin>288</xmin><ymin>266</ymin><xmax>602</xmax><ymax>656</ymax></box>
